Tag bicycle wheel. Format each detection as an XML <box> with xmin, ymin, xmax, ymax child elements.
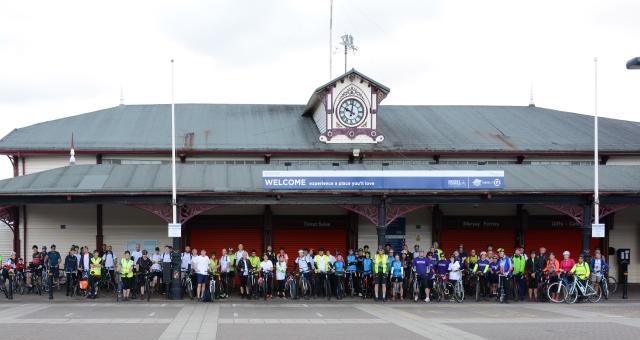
<box><xmin>324</xmin><ymin>276</ymin><xmax>331</xmax><ymax>301</ymax></box>
<box><xmin>565</xmin><ymin>285</ymin><xmax>578</xmax><ymax>304</ymax></box>
<box><xmin>601</xmin><ymin>279</ymin><xmax>609</xmax><ymax>300</ymax></box>
<box><xmin>444</xmin><ymin>282</ymin><xmax>454</xmax><ymax>301</ymax></box>
<box><xmin>186</xmin><ymin>279</ymin><xmax>194</xmax><ymax>300</ymax></box>
<box><xmin>475</xmin><ymin>278</ymin><xmax>480</xmax><ymax>302</ymax></box>
<box><xmin>608</xmin><ymin>276</ymin><xmax>618</xmax><ymax>294</ymax></box>
<box><xmin>412</xmin><ymin>280</ymin><xmax>419</xmax><ymax>302</ymax></box>
<box><xmin>588</xmin><ymin>285</ymin><xmax>602</xmax><ymax>303</ymax></box>
<box><xmin>145</xmin><ymin>278</ymin><xmax>151</xmax><ymax>302</ymax></box>
<box><xmin>454</xmin><ymin>282</ymin><xmax>464</xmax><ymax>303</ymax></box>
<box><xmin>547</xmin><ymin>282</ymin><xmax>567</xmax><ymax>303</ymax></box>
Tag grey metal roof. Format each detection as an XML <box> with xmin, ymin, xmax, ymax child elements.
<box><xmin>0</xmin><ymin>163</ymin><xmax>638</xmax><ymax>195</ymax></box>
<box><xmin>1</xmin><ymin>104</ymin><xmax>639</xmax><ymax>153</ymax></box>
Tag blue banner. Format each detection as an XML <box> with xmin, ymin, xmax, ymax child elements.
<box><xmin>262</xmin><ymin>170</ymin><xmax>504</xmax><ymax>190</ymax></box>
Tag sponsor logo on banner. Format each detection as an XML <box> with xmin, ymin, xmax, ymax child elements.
<box><xmin>262</xmin><ymin>170</ymin><xmax>505</xmax><ymax>190</ymax></box>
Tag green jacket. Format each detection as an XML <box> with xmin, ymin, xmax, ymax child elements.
<box><xmin>513</xmin><ymin>255</ymin><xmax>526</xmax><ymax>274</ymax></box>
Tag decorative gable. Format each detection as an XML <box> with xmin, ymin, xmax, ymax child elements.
<box><xmin>304</xmin><ymin>69</ymin><xmax>390</xmax><ymax>144</ymax></box>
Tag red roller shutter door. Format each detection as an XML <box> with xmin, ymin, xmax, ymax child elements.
<box><xmin>440</xmin><ymin>229</ymin><xmax>516</xmax><ymax>256</ymax></box>
<box><xmin>274</xmin><ymin>228</ymin><xmax>347</xmax><ymax>267</ymax></box>
<box><xmin>525</xmin><ymin>228</ymin><xmax>601</xmax><ymax>257</ymax></box>
<box><xmin>190</xmin><ymin>227</ymin><xmax>263</xmax><ymax>257</ymax></box>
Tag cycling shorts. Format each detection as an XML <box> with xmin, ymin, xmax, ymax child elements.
<box><xmin>374</xmin><ymin>273</ymin><xmax>387</xmax><ymax>285</ymax></box>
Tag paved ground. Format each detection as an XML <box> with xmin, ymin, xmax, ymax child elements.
<box><xmin>2</xmin><ymin>295</ymin><xmax>640</xmax><ymax>340</ymax></box>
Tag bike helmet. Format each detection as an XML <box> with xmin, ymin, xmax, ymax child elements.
<box><xmin>563</xmin><ymin>251</ymin><xmax>570</xmax><ymax>256</ymax></box>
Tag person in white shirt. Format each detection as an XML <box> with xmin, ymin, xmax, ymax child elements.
<box><xmin>81</xmin><ymin>247</ymin><xmax>90</xmax><ymax>274</ymax></box>
<box><xmin>448</xmin><ymin>254</ymin><xmax>462</xmax><ymax>285</ymax></box>
<box><xmin>192</xmin><ymin>249</ymin><xmax>210</xmax><ymax>301</ymax></box>
<box><xmin>275</xmin><ymin>255</ymin><xmax>287</xmax><ymax>298</ymax></box>
<box><xmin>131</xmin><ymin>244</ymin><xmax>143</xmax><ymax>264</ymax></box>
<box><xmin>219</xmin><ymin>248</ymin><xmax>231</xmax><ymax>298</ymax></box>
<box><xmin>260</xmin><ymin>254</ymin><xmax>274</xmax><ymax>299</ymax></box>
<box><xmin>151</xmin><ymin>247</ymin><xmax>162</xmax><ymax>289</ymax></box>
<box><xmin>181</xmin><ymin>246</ymin><xmax>192</xmax><ymax>272</ymax></box>
<box><xmin>304</xmin><ymin>249</ymin><xmax>315</xmax><ymax>272</ymax></box>
<box><xmin>234</xmin><ymin>243</ymin><xmax>247</xmax><ymax>267</ymax></box>
<box><xmin>102</xmin><ymin>245</ymin><xmax>116</xmax><ymax>287</ymax></box>
<box><xmin>295</xmin><ymin>250</ymin><xmax>310</xmax><ymax>274</ymax></box>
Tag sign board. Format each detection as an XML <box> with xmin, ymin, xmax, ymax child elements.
<box><xmin>591</xmin><ymin>223</ymin><xmax>605</xmax><ymax>238</ymax></box>
<box><xmin>386</xmin><ymin>218</ymin><xmax>406</xmax><ymax>253</ymax></box>
<box><xmin>262</xmin><ymin>170</ymin><xmax>505</xmax><ymax>190</ymax></box>
<box><xmin>168</xmin><ymin>223</ymin><xmax>182</xmax><ymax>238</ymax></box>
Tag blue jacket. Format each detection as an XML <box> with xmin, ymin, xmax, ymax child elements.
<box><xmin>589</xmin><ymin>258</ymin><xmax>609</xmax><ymax>273</ymax></box>
<box><xmin>390</xmin><ymin>259</ymin><xmax>404</xmax><ymax>278</ymax></box>
<box><xmin>362</xmin><ymin>258</ymin><xmax>372</xmax><ymax>273</ymax></box>
<box><xmin>346</xmin><ymin>255</ymin><xmax>357</xmax><ymax>271</ymax></box>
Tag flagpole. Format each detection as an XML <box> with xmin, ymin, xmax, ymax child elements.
<box><xmin>594</xmin><ymin>57</ymin><xmax>599</xmax><ymax>225</ymax></box>
<box><xmin>171</xmin><ymin>59</ymin><xmax>177</xmax><ymax>225</ymax></box>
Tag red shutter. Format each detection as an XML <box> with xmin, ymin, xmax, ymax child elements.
<box><xmin>525</xmin><ymin>228</ymin><xmax>601</xmax><ymax>257</ymax></box>
<box><xmin>190</xmin><ymin>227</ymin><xmax>263</xmax><ymax>257</ymax></box>
<box><xmin>440</xmin><ymin>229</ymin><xmax>516</xmax><ymax>256</ymax></box>
<box><xmin>273</xmin><ymin>228</ymin><xmax>347</xmax><ymax>267</ymax></box>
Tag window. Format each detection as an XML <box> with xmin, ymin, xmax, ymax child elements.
<box><xmin>126</xmin><ymin>240</ymin><xmax>157</xmax><ymax>253</ymax></box>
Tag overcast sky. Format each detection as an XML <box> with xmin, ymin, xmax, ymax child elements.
<box><xmin>1</xmin><ymin>0</ymin><xmax>639</xmax><ymax>178</ymax></box>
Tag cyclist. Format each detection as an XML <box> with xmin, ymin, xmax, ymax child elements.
<box><xmin>525</xmin><ymin>249</ymin><xmax>538</xmax><ymax>301</ymax></box>
<box><xmin>333</xmin><ymin>255</ymin><xmax>345</xmax><ymax>299</ymax></box>
<box><xmin>413</xmin><ymin>250</ymin><xmax>432</xmax><ymax>302</ymax></box>
<box><xmin>236</xmin><ymin>252</ymin><xmax>252</xmax><ymax>299</ymax></box>
<box><xmin>193</xmin><ymin>249</ymin><xmax>210</xmax><ymax>301</ymax></box>
<box><xmin>401</xmin><ymin>251</ymin><xmax>412</xmax><ymax>298</ymax></box>
<box><xmin>448</xmin><ymin>254</ymin><xmax>462</xmax><ymax>295</ymax></box>
<box><xmin>589</xmin><ymin>251</ymin><xmax>608</xmax><ymax>293</ymax></box>
<box><xmin>265</xmin><ymin>245</ymin><xmax>277</xmax><ymax>265</ymax></box>
<box><xmin>260</xmin><ymin>254</ymin><xmax>273</xmax><ymax>299</ymax></box>
<box><xmin>1</xmin><ymin>252</ymin><xmax>16</xmax><ymax>299</ymax></box>
<box><xmin>278</xmin><ymin>248</ymin><xmax>289</xmax><ymax>265</ymax></box>
<box><xmin>101</xmin><ymin>245</ymin><xmax>116</xmax><ymax>289</ymax></box>
<box><xmin>64</xmin><ymin>247</ymin><xmax>78</xmax><ymax>296</ymax></box>
<box><xmin>432</xmin><ymin>242</ymin><xmax>444</xmax><ymax>261</ymax></box>
<box><xmin>457</xmin><ymin>244</ymin><xmax>467</xmax><ymax>265</ymax></box>
<box><xmin>208</xmin><ymin>252</ymin><xmax>219</xmax><ymax>300</ymax></box>
<box><xmin>150</xmin><ymin>247</ymin><xmax>162</xmax><ymax>290</ymax></box>
<box><xmin>131</xmin><ymin>243</ymin><xmax>143</xmax><ymax>264</ymax></box>
<box><xmin>181</xmin><ymin>246</ymin><xmax>192</xmax><ymax>274</ymax></box>
<box><xmin>512</xmin><ymin>248</ymin><xmax>526</xmax><ymax>301</ymax></box>
<box><xmin>559</xmin><ymin>251</ymin><xmax>575</xmax><ymax>279</ymax></box>
<box><xmin>227</xmin><ymin>247</ymin><xmax>235</xmax><ymax>292</ymax></box>
<box><xmin>466</xmin><ymin>249</ymin><xmax>478</xmax><ymax>270</ymax></box>
<box><xmin>346</xmin><ymin>249</ymin><xmax>358</xmax><ymax>295</ymax></box>
<box><xmin>88</xmin><ymin>250</ymin><xmax>102</xmax><ymax>299</ymax></box>
<box><xmin>219</xmin><ymin>248</ymin><xmax>231</xmax><ymax>298</ymax></box>
<box><xmin>136</xmin><ymin>250</ymin><xmax>153</xmax><ymax>297</ymax></box>
<box><xmin>361</xmin><ymin>251</ymin><xmax>373</xmax><ymax>298</ymax></box>
<box><xmin>314</xmin><ymin>248</ymin><xmax>330</xmax><ymax>298</ymax></box>
<box><xmin>488</xmin><ymin>255</ymin><xmax>499</xmax><ymax>295</ymax></box>
<box><xmin>570</xmin><ymin>254</ymin><xmax>591</xmax><ymax>298</ymax></box>
<box><xmin>363</xmin><ymin>245</ymin><xmax>371</xmax><ymax>258</ymax></box>
<box><xmin>373</xmin><ymin>248</ymin><xmax>389</xmax><ymax>302</ymax></box>
<box><xmin>412</xmin><ymin>244</ymin><xmax>420</xmax><ymax>260</ymax></box>
<box><xmin>249</xmin><ymin>250</ymin><xmax>260</xmax><ymax>272</ymax></box>
<box><xmin>295</xmin><ymin>249</ymin><xmax>311</xmax><ymax>297</ymax></box>
<box><xmin>486</xmin><ymin>245</ymin><xmax>495</xmax><ymax>259</ymax></box>
<box><xmin>497</xmin><ymin>248</ymin><xmax>513</xmax><ymax>303</ymax></box>
<box><xmin>472</xmin><ymin>251</ymin><xmax>490</xmax><ymax>298</ymax></box>
<box><xmin>44</xmin><ymin>244</ymin><xmax>62</xmax><ymax>292</ymax></box>
<box><xmin>118</xmin><ymin>250</ymin><xmax>135</xmax><ymax>301</ymax></box>
<box><xmin>161</xmin><ymin>245</ymin><xmax>173</xmax><ymax>295</ymax></box>
<box><xmin>27</xmin><ymin>245</ymin><xmax>44</xmax><ymax>291</ymax></box>
<box><xmin>275</xmin><ymin>255</ymin><xmax>287</xmax><ymax>298</ymax></box>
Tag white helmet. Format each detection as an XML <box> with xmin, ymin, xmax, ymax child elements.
<box><xmin>562</xmin><ymin>251</ymin><xmax>570</xmax><ymax>256</ymax></box>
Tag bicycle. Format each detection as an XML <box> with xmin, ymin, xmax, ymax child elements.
<box><xmin>411</xmin><ymin>271</ymin><xmax>420</xmax><ymax>302</ymax></box>
<box><xmin>261</xmin><ymin>271</ymin><xmax>272</xmax><ymax>300</ymax></box>
<box><xmin>452</xmin><ymin>272</ymin><xmax>464</xmax><ymax>303</ymax></box>
<box><xmin>99</xmin><ymin>269</ymin><xmax>116</xmax><ymax>293</ymax></box>
<box><xmin>285</xmin><ymin>272</ymin><xmax>298</xmax><ymax>299</ymax></box>
<box><xmin>317</xmin><ymin>272</ymin><xmax>331</xmax><ymax>301</ymax></box>
<box><xmin>1</xmin><ymin>270</ymin><xmax>13</xmax><ymax>300</ymax></box>
<box><xmin>13</xmin><ymin>270</ymin><xmax>26</xmax><ymax>296</ymax></box>
<box><xmin>138</xmin><ymin>272</ymin><xmax>153</xmax><ymax>302</ymax></box>
<box><xmin>605</xmin><ymin>271</ymin><xmax>618</xmax><ymax>295</ymax></box>
<box><xmin>209</xmin><ymin>272</ymin><xmax>220</xmax><ymax>301</ymax></box>
<box><xmin>536</xmin><ymin>273</ymin><xmax>550</xmax><ymax>302</ymax></box>
<box><xmin>182</xmin><ymin>271</ymin><xmax>194</xmax><ymax>300</ymax></box>
<box><xmin>248</xmin><ymin>270</ymin><xmax>259</xmax><ymax>300</ymax></box>
<box><xmin>346</xmin><ymin>270</ymin><xmax>356</xmax><ymax>297</ymax></box>
<box><xmin>497</xmin><ymin>274</ymin><xmax>508</xmax><ymax>303</ymax></box>
<box><xmin>390</xmin><ymin>275</ymin><xmax>402</xmax><ymax>301</ymax></box>
<box><xmin>433</xmin><ymin>274</ymin><xmax>454</xmax><ymax>302</ymax></box>
<box><xmin>360</xmin><ymin>272</ymin><xmax>372</xmax><ymax>299</ymax></box>
<box><xmin>29</xmin><ymin>267</ymin><xmax>43</xmax><ymax>295</ymax></box>
<box><xmin>297</xmin><ymin>272</ymin><xmax>312</xmax><ymax>300</ymax></box>
<box><xmin>597</xmin><ymin>271</ymin><xmax>616</xmax><ymax>300</ymax></box>
<box><xmin>565</xmin><ymin>275</ymin><xmax>601</xmax><ymax>304</ymax></box>
<box><xmin>335</xmin><ymin>272</ymin><xmax>345</xmax><ymax>300</ymax></box>
<box><xmin>546</xmin><ymin>274</ymin><xmax>568</xmax><ymax>303</ymax></box>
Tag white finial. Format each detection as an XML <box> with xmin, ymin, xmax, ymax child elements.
<box><xmin>119</xmin><ymin>84</ymin><xmax>124</xmax><ymax>106</ymax></box>
<box><xmin>69</xmin><ymin>133</ymin><xmax>76</xmax><ymax>165</ymax></box>
<box><xmin>529</xmin><ymin>83</ymin><xmax>535</xmax><ymax>107</ymax></box>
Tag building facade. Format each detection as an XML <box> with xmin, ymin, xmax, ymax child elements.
<box><xmin>0</xmin><ymin>70</ymin><xmax>639</xmax><ymax>281</ymax></box>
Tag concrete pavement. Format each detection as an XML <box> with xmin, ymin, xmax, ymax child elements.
<box><xmin>1</xmin><ymin>298</ymin><xmax>640</xmax><ymax>340</ymax></box>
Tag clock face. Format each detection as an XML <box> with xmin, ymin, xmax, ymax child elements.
<box><xmin>337</xmin><ymin>98</ymin><xmax>366</xmax><ymax>127</ymax></box>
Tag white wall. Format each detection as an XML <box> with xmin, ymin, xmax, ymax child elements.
<box><xmin>103</xmin><ymin>204</ymin><xmax>172</xmax><ymax>257</ymax></box>
<box><xmin>0</xmin><ymin>222</ymin><xmax>13</xmax><ymax>259</ymax></box>
<box><xmin>609</xmin><ymin>207</ymin><xmax>640</xmax><ymax>283</ymax></box>
<box><xmin>607</xmin><ymin>156</ymin><xmax>640</xmax><ymax>165</ymax></box>
<box><xmin>24</xmin><ymin>155</ymin><xmax>94</xmax><ymax>175</ymax></box>
<box><xmin>357</xmin><ymin>207</ymin><xmax>432</xmax><ymax>251</ymax></box>
<box><xmin>24</xmin><ymin>205</ymin><xmax>96</xmax><ymax>262</ymax></box>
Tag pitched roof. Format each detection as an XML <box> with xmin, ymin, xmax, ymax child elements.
<box><xmin>0</xmin><ymin>104</ymin><xmax>639</xmax><ymax>154</ymax></box>
<box><xmin>0</xmin><ymin>163</ymin><xmax>638</xmax><ymax>195</ymax></box>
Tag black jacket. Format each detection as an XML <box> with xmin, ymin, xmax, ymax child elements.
<box><xmin>236</xmin><ymin>259</ymin><xmax>253</xmax><ymax>275</ymax></box>
<box><xmin>64</xmin><ymin>255</ymin><xmax>77</xmax><ymax>272</ymax></box>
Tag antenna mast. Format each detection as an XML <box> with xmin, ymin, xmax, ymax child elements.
<box><xmin>329</xmin><ymin>0</ymin><xmax>333</xmax><ymax>79</ymax></box>
<box><xmin>340</xmin><ymin>34</ymin><xmax>358</xmax><ymax>73</ymax></box>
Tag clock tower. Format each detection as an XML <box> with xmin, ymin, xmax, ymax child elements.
<box><xmin>303</xmin><ymin>69</ymin><xmax>390</xmax><ymax>144</ymax></box>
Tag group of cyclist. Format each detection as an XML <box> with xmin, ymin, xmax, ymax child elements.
<box><xmin>0</xmin><ymin>241</ymin><xmax>612</xmax><ymax>304</ymax></box>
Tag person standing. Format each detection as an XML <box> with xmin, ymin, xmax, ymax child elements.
<box><xmin>102</xmin><ymin>245</ymin><xmax>116</xmax><ymax>289</ymax></box>
<box><xmin>260</xmin><ymin>254</ymin><xmax>274</xmax><ymax>299</ymax></box>
<box><xmin>413</xmin><ymin>250</ymin><xmax>433</xmax><ymax>302</ymax></box>
<box><xmin>373</xmin><ymin>248</ymin><xmax>389</xmax><ymax>302</ymax></box>
<box><xmin>192</xmin><ymin>249</ymin><xmax>209</xmax><ymax>301</ymax></box>
<box><xmin>525</xmin><ymin>250</ymin><xmax>538</xmax><ymax>301</ymax></box>
<box><xmin>236</xmin><ymin>252</ymin><xmax>252</xmax><ymax>299</ymax></box>
<box><xmin>118</xmin><ymin>251</ymin><xmax>135</xmax><ymax>301</ymax></box>
<box><xmin>44</xmin><ymin>244</ymin><xmax>62</xmax><ymax>294</ymax></box>
<box><xmin>497</xmin><ymin>248</ymin><xmax>513</xmax><ymax>303</ymax></box>
<box><xmin>219</xmin><ymin>248</ymin><xmax>231</xmax><ymax>298</ymax></box>
<box><xmin>63</xmin><ymin>248</ymin><xmax>78</xmax><ymax>296</ymax></box>
<box><xmin>512</xmin><ymin>248</ymin><xmax>526</xmax><ymax>301</ymax></box>
<box><xmin>389</xmin><ymin>254</ymin><xmax>404</xmax><ymax>301</ymax></box>
<box><xmin>264</xmin><ymin>245</ymin><xmax>277</xmax><ymax>265</ymax></box>
<box><xmin>88</xmin><ymin>250</ymin><xmax>102</xmax><ymax>299</ymax></box>
<box><xmin>131</xmin><ymin>244</ymin><xmax>143</xmax><ymax>264</ymax></box>
<box><xmin>275</xmin><ymin>255</ymin><xmax>287</xmax><ymax>298</ymax></box>
<box><xmin>314</xmin><ymin>248</ymin><xmax>330</xmax><ymax>298</ymax></box>
<box><xmin>136</xmin><ymin>250</ymin><xmax>153</xmax><ymax>297</ymax></box>
<box><xmin>161</xmin><ymin>245</ymin><xmax>173</xmax><ymax>295</ymax></box>
<box><xmin>181</xmin><ymin>246</ymin><xmax>192</xmax><ymax>273</ymax></box>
